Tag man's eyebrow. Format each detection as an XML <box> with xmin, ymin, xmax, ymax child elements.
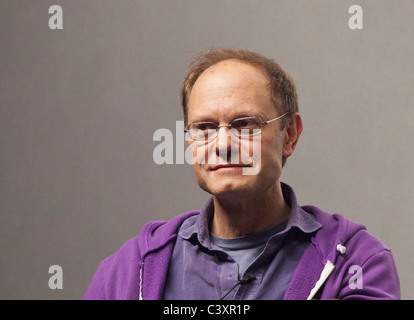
<box><xmin>188</xmin><ymin>107</ymin><xmax>272</xmax><ymax>123</ymax></box>
<box><xmin>188</xmin><ymin>117</ymin><xmax>218</xmax><ymax>124</ymax></box>
<box><xmin>232</xmin><ymin>109</ymin><xmax>270</xmax><ymax>119</ymax></box>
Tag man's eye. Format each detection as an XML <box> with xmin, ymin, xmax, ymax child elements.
<box><xmin>239</xmin><ymin>120</ymin><xmax>250</xmax><ymax>127</ymax></box>
<box><xmin>232</xmin><ymin>118</ymin><xmax>259</xmax><ymax>129</ymax></box>
<box><xmin>193</xmin><ymin>123</ymin><xmax>216</xmax><ymax>131</ymax></box>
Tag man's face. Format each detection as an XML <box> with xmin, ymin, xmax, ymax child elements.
<box><xmin>187</xmin><ymin>60</ymin><xmax>288</xmax><ymax>199</ymax></box>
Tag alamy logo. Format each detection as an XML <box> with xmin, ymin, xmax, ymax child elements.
<box><xmin>348</xmin><ymin>5</ymin><xmax>363</xmax><ymax>30</ymax></box>
<box><xmin>348</xmin><ymin>265</ymin><xmax>363</xmax><ymax>290</ymax></box>
<box><xmin>48</xmin><ymin>265</ymin><xmax>63</xmax><ymax>290</ymax></box>
<box><xmin>48</xmin><ymin>5</ymin><xmax>63</xmax><ymax>30</ymax></box>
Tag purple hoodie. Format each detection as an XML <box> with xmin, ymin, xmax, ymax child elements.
<box><xmin>84</xmin><ymin>205</ymin><xmax>400</xmax><ymax>300</ymax></box>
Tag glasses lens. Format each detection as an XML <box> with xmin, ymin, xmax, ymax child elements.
<box><xmin>231</xmin><ymin>117</ymin><xmax>262</xmax><ymax>136</ymax></box>
<box><xmin>188</xmin><ymin>122</ymin><xmax>217</xmax><ymax>141</ymax></box>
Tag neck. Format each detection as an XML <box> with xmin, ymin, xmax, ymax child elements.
<box><xmin>210</xmin><ymin>183</ymin><xmax>290</xmax><ymax>238</ymax></box>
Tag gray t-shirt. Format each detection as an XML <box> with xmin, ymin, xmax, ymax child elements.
<box><xmin>210</xmin><ymin>221</ymin><xmax>288</xmax><ymax>279</ymax></box>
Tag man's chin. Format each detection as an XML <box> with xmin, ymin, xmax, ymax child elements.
<box><xmin>198</xmin><ymin>182</ymin><xmax>253</xmax><ymax>199</ymax></box>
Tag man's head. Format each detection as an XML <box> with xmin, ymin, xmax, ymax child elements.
<box><xmin>181</xmin><ymin>49</ymin><xmax>302</xmax><ymax>199</ymax></box>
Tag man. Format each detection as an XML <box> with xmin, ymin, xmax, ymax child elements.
<box><xmin>84</xmin><ymin>49</ymin><xmax>400</xmax><ymax>300</ymax></box>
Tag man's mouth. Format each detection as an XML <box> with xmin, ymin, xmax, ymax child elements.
<box><xmin>210</xmin><ymin>164</ymin><xmax>251</xmax><ymax>171</ymax></box>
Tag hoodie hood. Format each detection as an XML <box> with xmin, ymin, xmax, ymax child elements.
<box><xmin>293</xmin><ymin>206</ymin><xmax>366</xmax><ymax>300</ymax></box>
<box><xmin>307</xmin><ymin>206</ymin><xmax>366</xmax><ymax>265</ymax></box>
<box><xmin>137</xmin><ymin>211</ymin><xmax>199</xmax><ymax>300</ymax></box>
<box><xmin>281</xmin><ymin>205</ymin><xmax>366</xmax><ymax>300</ymax></box>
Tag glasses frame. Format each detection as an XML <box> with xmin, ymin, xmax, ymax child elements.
<box><xmin>184</xmin><ymin>112</ymin><xmax>290</xmax><ymax>142</ymax></box>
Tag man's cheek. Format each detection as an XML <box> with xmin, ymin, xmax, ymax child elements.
<box><xmin>186</xmin><ymin>142</ymin><xmax>207</xmax><ymax>165</ymax></box>
<box><xmin>239</xmin><ymin>135</ymin><xmax>261</xmax><ymax>175</ymax></box>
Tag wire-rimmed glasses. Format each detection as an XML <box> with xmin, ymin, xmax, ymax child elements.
<box><xmin>184</xmin><ymin>112</ymin><xmax>289</xmax><ymax>142</ymax></box>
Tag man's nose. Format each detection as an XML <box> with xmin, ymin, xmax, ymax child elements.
<box><xmin>215</xmin><ymin>127</ymin><xmax>233</xmax><ymax>155</ymax></box>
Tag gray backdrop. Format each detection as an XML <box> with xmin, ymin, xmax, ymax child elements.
<box><xmin>1</xmin><ymin>0</ymin><xmax>413</xmax><ymax>299</ymax></box>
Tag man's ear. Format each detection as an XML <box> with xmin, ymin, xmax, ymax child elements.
<box><xmin>283</xmin><ymin>112</ymin><xmax>303</xmax><ymax>159</ymax></box>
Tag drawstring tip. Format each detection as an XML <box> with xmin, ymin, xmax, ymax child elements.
<box><xmin>336</xmin><ymin>244</ymin><xmax>346</xmax><ymax>254</ymax></box>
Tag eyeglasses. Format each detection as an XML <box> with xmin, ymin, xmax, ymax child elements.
<box><xmin>184</xmin><ymin>112</ymin><xmax>289</xmax><ymax>142</ymax></box>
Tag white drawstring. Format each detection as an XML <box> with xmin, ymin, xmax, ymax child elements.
<box><xmin>139</xmin><ymin>263</ymin><xmax>143</xmax><ymax>300</ymax></box>
<box><xmin>306</xmin><ymin>243</ymin><xmax>347</xmax><ymax>299</ymax></box>
<box><xmin>307</xmin><ymin>260</ymin><xmax>335</xmax><ymax>300</ymax></box>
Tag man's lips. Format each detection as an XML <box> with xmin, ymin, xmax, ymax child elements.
<box><xmin>210</xmin><ymin>164</ymin><xmax>251</xmax><ymax>171</ymax></box>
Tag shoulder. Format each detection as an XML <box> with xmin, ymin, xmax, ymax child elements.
<box><xmin>302</xmin><ymin>205</ymin><xmax>390</xmax><ymax>261</ymax></box>
<box><xmin>84</xmin><ymin>210</ymin><xmax>199</xmax><ymax>299</ymax></box>
<box><xmin>99</xmin><ymin>210</ymin><xmax>200</xmax><ymax>269</ymax></box>
<box><xmin>83</xmin><ymin>234</ymin><xmax>141</xmax><ymax>299</ymax></box>
<box><xmin>302</xmin><ymin>205</ymin><xmax>400</xmax><ymax>299</ymax></box>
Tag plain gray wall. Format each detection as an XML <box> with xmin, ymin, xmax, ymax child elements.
<box><xmin>1</xmin><ymin>0</ymin><xmax>413</xmax><ymax>299</ymax></box>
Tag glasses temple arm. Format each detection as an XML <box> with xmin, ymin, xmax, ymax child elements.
<box><xmin>263</xmin><ymin>112</ymin><xmax>290</xmax><ymax>124</ymax></box>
